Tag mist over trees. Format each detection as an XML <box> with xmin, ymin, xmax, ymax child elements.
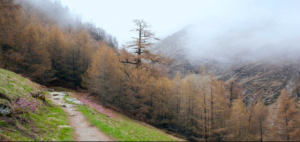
<box><xmin>0</xmin><ymin>0</ymin><xmax>117</xmax><ymax>87</ymax></box>
<box><xmin>0</xmin><ymin>0</ymin><xmax>299</xmax><ymax>141</ymax></box>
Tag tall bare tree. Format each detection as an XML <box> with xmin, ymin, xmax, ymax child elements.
<box><xmin>121</xmin><ymin>19</ymin><xmax>159</xmax><ymax>68</ymax></box>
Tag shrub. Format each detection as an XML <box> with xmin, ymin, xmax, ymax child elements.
<box><xmin>16</xmin><ymin>94</ymin><xmax>38</xmax><ymax>112</ymax></box>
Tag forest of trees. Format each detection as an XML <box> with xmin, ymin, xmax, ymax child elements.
<box><xmin>0</xmin><ymin>0</ymin><xmax>117</xmax><ymax>87</ymax></box>
<box><xmin>1</xmin><ymin>0</ymin><xmax>299</xmax><ymax>141</ymax></box>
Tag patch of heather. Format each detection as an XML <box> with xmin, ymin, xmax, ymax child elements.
<box><xmin>80</xmin><ymin>98</ymin><xmax>114</xmax><ymax>118</ymax></box>
<box><xmin>17</xmin><ymin>94</ymin><xmax>38</xmax><ymax>112</ymax></box>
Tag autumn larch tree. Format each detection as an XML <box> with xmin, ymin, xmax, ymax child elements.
<box><xmin>250</xmin><ymin>99</ymin><xmax>268</xmax><ymax>141</ymax></box>
<box><xmin>226</xmin><ymin>96</ymin><xmax>249</xmax><ymax>141</ymax></box>
<box><xmin>82</xmin><ymin>41</ymin><xmax>124</xmax><ymax>105</ymax></box>
<box><xmin>0</xmin><ymin>0</ymin><xmax>21</xmax><ymax>68</ymax></box>
<box><xmin>272</xmin><ymin>89</ymin><xmax>300</xmax><ymax>141</ymax></box>
<box><xmin>121</xmin><ymin>19</ymin><xmax>159</xmax><ymax>68</ymax></box>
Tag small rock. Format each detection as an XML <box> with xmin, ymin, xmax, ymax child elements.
<box><xmin>64</xmin><ymin>92</ymin><xmax>70</xmax><ymax>96</ymax></box>
<box><xmin>50</xmin><ymin>92</ymin><xmax>67</xmax><ymax>96</ymax></box>
<box><xmin>66</xmin><ymin>98</ymin><xmax>77</xmax><ymax>102</ymax></box>
<box><xmin>58</xmin><ymin>125</ymin><xmax>71</xmax><ymax>128</ymax></box>
<box><xmin>0</xmin><ymin>105</ymin><xmax>11</xmax><ymax>117</ymax></box>
<box><xmin>65</xmin><ymin>104</ymin><xmax>74</xmax><ymax>108</ymax></box>
<box><xmin>60</xmin><ymin>93</ymin><xmax>67</xmax><ymax>96</ymax></box>
<box><xmin>69</xmin><ymin>114</ymin><xmax>75</xmax><ymax>116</ymax></box>
<box><xmin>53</xmin><ymin>97</ymin><xmax>61</xmax><ymax>100</ymax></box>
<box><xmin>73</xmin><ymin>100</ymin><xmax>83</xmax><ymax>105</ymax></box>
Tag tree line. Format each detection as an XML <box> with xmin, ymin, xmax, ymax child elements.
<box><xmin>0</xmin><ymin>0</ymin><xmax>117</xmax><ymax>88</ymax></box>
<box><xmin>82</xmin><ymin>19</ymin><xmax>300</xmax><ymax>141</ymax></box>
<box><xmin>1</xmin><ymin>0</ymin><xmax>299</xmax><ymax>141</ymax></box>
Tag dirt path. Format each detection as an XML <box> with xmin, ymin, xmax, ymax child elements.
<box><xmin>48</xmin><ymin>92</ymin><xmax>113</xmax><ymax>141</ymax></box>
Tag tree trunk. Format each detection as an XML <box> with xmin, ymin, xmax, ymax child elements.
<box><xmin>260</xmin><ymin>116</ymin><xmax>263</xmax><ymax>142</ymax></box>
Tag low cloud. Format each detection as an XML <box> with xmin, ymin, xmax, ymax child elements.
<box><xmin>183</xmin><ymin>0</ymin><xmax>300</xmax><ymax>65</ymax></box>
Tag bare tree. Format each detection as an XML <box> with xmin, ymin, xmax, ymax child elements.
<box><xmin>121</xmin><ymin>19</ymin><xmax>159</xmax><ymax>68</ymax></box>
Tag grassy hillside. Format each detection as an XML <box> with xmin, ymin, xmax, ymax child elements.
<box><xmin>78</xmin><ymin>105</ymin><xmax>181</xmax><ymax>141</ymax></box>
<box><xmin>0</xmin><ymin>68</ymin><xmax>74</xmax><ymax>141</ymax></box>
<box><xmin>0</xmin><ymin>68</ymin><xmax>183</xmax><ymax>141</ymax></box>
<box><xmin>0</xmin><ymin>69</ymin><xmax>38</xmax><ymax>99</ymax></box>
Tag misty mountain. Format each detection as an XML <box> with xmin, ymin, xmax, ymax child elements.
<box><xmin>152</xmin><ymin>28</ymin><xmax>195</xmax><ymax>76</ymax></box>
<box><xmin>154</xmin><ymin>28</ymin><xmax>300</xmax><ymax>105</ymax></box>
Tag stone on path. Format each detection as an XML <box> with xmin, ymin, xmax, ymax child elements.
<box><xmin>50</xmin><ymin>92</ymin><xmax>69</xmax><ymax>97</ymax></box>
<box><xmin>62</xmin><ymin>104</ymin><xmax>74</xmax><ymax>108</ymax></box>
<box><xmin>53</xmin><ymin>97</ymin><xmax>61</xmax><ymax>100</ymax></box>
<box><xmin>66</xmin><ymin>98</ymin><xmax>83</xmax><ymax>105</ymax></box>
<box><xmin>73</xmin><ymin>100</ymin><xmax>83</xmax><ymax>105</ymax></box>
<box><xmin>66</xmin><ymin>98</ymin><xmax>77</xmax><ymax>102</ymax></box>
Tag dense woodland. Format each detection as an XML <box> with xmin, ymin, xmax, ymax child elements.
<box><xmin>0</xmin><ymin>0</ymin><xmax>299</xmax><ymax>141</ymax></box>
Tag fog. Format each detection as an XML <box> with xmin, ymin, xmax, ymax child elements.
<box><xmin>59</xmin><ymin>0</ymin><xmax>220</xmax><ymax>45</ymax></box>
<box><xmin>20</xmin><ymin>0</ymin><xmax>79</xmax><ymax>28</ymax></box>
<box><xmin>22</xmin><ymin>0</ymin><xmax>300</xmax><ymax>65</ymax></box>
<box><xmin>184</xmin><ymin>0</ymin><xmax>300</xmax><ymax>65</ymax></box>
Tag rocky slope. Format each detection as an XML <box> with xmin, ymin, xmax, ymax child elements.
<box><xmin>152</xmin><ymin>29</ymin><xmax>194</xmax><ymax>76</ymax></box>
<box><xmin>220</xmin><ymin>61</ymin><xmax>300</xmax><ymax>105</ymax></box>
<box><xmin>154</xmin><ymin>28</ymin><xmax>300</xmax><ymax>105</ymax></box>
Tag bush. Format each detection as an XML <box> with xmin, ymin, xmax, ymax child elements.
<box><xmin>16</xmin><ymin>95</ymin><xmax>38</xmax><ymax>112</ymax></box>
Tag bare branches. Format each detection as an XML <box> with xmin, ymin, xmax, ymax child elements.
<box><xmin>121</xmin><ymin>19</ymin><xmax>159</xmax><ymax>68</ymax></box>
<box><xmin>119</xmin><ymin>59</ymin><xmax>137</xmax><ymax>65</ymax></box>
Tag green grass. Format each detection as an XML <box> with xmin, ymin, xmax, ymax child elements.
<box><xmin>0</xmin><ymin>68</ymin><xmax>74</xmax><ymax>141</ymax></box>
<box><xmin>0</xmin><ymin>68</ymin><xmax>38</xmax><ymax>99</ymax></box>
<box><xmin>78</xmin><ymin>105</ymin><xmax>178</xmax><ymax>141</ymax></box>
<box><xmin>3</xmin><ymin>101</ymin><xmax>74</xmax><ymax>141</ymax></box>
<box><xmin>0</xmin><ymin>121</ymin><xmax>5</xmax><ymax>126</ymax></box>
<box><xmin>27</xmin><ymin>101</ymin><xmax>74</xmax><ymax>141</ymax></box>
<box><xmin>2</xmin><ymin>100</ymin><xmax>74</xmax><ymax>141</ymax></box>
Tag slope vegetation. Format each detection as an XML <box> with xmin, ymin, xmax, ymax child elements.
<box><xmin>0</xmin><ymin>68</ymin><xmax>74</xmax><ymax>141</ymax></box>
<box><xmin>0</xmin><ymin>69</ymin><xmax>183</xmax><ymax>141</ymax></box>
<box><xmin>77</xmin><ymin>98</ymin><xmax>183</xmax><ymax>141</ymax></box>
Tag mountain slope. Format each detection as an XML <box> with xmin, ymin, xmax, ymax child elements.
<box><xmin>152</xmin><ymin>28</ymin><xmax>194</xmax><ymax>76</ymax></box>
<box><xmin>220</xmin><ymin>62</ymin><xmax>300</xmax><ymax>105</ymax></box>
<box><xmin>154</xmin><ymin>28</ymin><xmax>300</xmax><ymax>105</ymax></box>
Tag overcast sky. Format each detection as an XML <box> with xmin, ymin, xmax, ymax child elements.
<box><xmin>60</xmin><ymin>0</ymin><xmax>219</xmax><ymax>45</ymax></box>
<box><xmin>60</xmin><ymin>0</ymin><xmax>300</xmax><ymax>64</ymax></box>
